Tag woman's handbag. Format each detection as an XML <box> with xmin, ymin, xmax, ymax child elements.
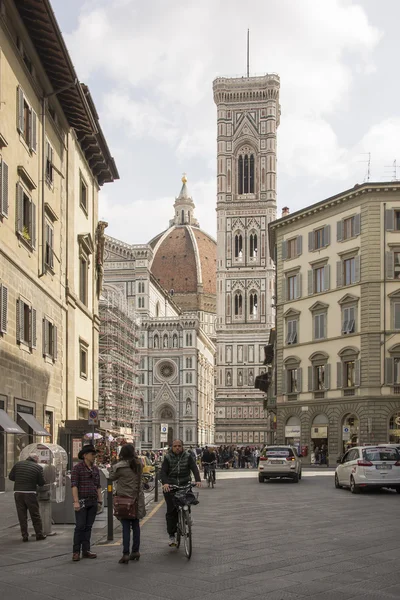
<box><xmin>113</xmin><ymin>495</ymin><xmax>138</xmax><ymax>519</ymax></box>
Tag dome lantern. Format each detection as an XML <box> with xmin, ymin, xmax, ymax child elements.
<box><xmin>169</xmin><ymin>174</ymin><xmax>199</xmax><ymax>228</ymax></box>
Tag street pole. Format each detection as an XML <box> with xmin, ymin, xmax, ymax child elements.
<box><xmin>154</xmin><ymin>464</ymin><xmax>159</xmax><ymax>502</ymax></box>
<box><xmin>107</xmin><ymin>480</ymin><xmax>113</xmax><ymax>541</ymax></box>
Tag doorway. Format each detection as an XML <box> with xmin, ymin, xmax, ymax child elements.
<box><xmin>168</xmin><ymin>427</ymin><xmax>174</xmax><ymax>446</ymax></box>
<box><xmin>342</xmin><ymin>414</ymin><xmax>359</xmax><ymax>454</ymax></box>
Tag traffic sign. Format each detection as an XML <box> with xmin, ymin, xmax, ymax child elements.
<box><xmin>342</xmin><ymin>426</ymin><xmax>350</xmax><ymax>441</ymax></box>
<box><xmin>88</xmin><ymin>410</ymin><xmax>98</xmax><ymax>426</ymax></box>
<box><xmin>160</xmin><ymin>433</ymin><xmax>168</xmax><ymax>442</ymax></box>
<box><xmin>160</xmin><ymin>423</ymin><xmax>167</xmax><ymax>434</ymax></box>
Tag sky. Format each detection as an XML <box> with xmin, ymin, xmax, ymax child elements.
<box><xmin>50</xmin><ymin>0</ymin><xmax>400</xmax><ymax>244</ymax></box>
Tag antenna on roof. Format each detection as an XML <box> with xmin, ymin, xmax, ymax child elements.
<box><xmin>247</xmin><ymin>29</ymin><xmax>250</xmax><ymax>78</ymax></box>
<box><xmin>383</xmin><ymin>159</ymin><xmax>399</xmax><ymax>181</ymax></box>
<box><xmin>359</xmin><ymin>152</ymin><xmax>371</xmax><ymax>182</ymax></box>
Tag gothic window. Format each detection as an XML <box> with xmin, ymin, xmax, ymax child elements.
<box><xmin>249</xmin><ymin>232</ymin><xmax>258</xmax><ymax>259</ymax></box>
<box><xmin>172</xmin><ymin>334</ymin><xmax>178</xmax><ymax>348</ymax></box>
<box><xmin>238</xmin><ymin>153</ymin><xmax>255</xmax><ymax>194</ymax></box>
<box><xmin>163</xmin><ymin>334</ymin><xmax>168</xmax><ymax>348</ymax></box>
<box><xmin>249</xmin><ymin>292</ymin><xmax>258</xmax><ymax>317</ymax></box>
<box><xmin>234</xmin><ymin>292</ymin><xmax>243</xmax><ymax>316</ymax></box>
<box><xmin>181</xmin><ymin>210</ymin><xmax>184</xmax><ymax>224</ymax></box>
<box><xmin>234</xmin><ymin>233</ymin><xmax>243</xmax><ymax>260</ymax></box>
<box><xmin>154</xmin><ymin>334</ymin><xmax>159</xmax><ymax>348</ymax></box>
<box><xmin>186</xmin><ymin>429</ymin><xmax>193</xmax><ymax>443</ymax></box>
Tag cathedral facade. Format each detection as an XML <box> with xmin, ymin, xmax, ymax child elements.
<box><xmin>213</xmin><ymin>74</ymin><xmax>280</xmax><ymax>444</ymax></box>
<box><xmin>103</xmin><ymin>178</ymin><xmax>216</xmax><ymax>449</ymax></box>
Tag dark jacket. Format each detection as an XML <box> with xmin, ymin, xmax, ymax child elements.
<box><xmin>202</xmin><ymin>451</ymin><xmax>217</xmax><ymax>464</ymax></box>
<box><xmin>160</xmin><ymin>450</ymin><xmax>201</xmax><ymax>486</ymax></box>
<box><xmin>9</xmin><ymin>458</ymin><xmax>45</xmax><ymax>491</ymax></box>
<box><xmin>109</xmin><ymin>459</ymin><xmax>146</xmax><ymax>519</ymax></box>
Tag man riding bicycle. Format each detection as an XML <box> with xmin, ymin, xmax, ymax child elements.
<box><xmin>201</xmin><ymin>446</ymin><xmax>217</xmax><ymax>484</ymax></box>
<box><xmin>161</xmin><ymin>440</ymin><xmax>201</xmax><ymax>546</ymax></box>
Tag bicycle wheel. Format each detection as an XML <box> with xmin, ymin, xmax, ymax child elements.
<box><xmin>207</xmin><ymin>470</ymin><xmax>211</xmax><ymax>488</ymax></box>
<box><xmin>176</xmin><ymin>510</ymin><xmax>182</xmax><ymax>548</ymax></box>
<box><xmin>211</xmin><ymin>473</ymin><xmax>214</xmax><ymax>489</ymax></box>
<box><xmin>182</xmin><ymin>510</ymin><xmax>192</xmax><ymax>559</ymax></box>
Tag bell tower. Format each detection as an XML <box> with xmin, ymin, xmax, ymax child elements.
<box><xmin>213</xmin><ymin>73</ymin><xmax>280</xmax><ymax>445</ymax></box>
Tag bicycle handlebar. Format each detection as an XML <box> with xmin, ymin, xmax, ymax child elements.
<box><xmin>168</xmin><ymin>482</ymin><xmax>198</xmax><ymax>491</ymax></box>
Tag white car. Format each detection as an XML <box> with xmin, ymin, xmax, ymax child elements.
<box><xmin>258</xmin><ymin>445</ymin><xmax>302</xmax><ymax>483</ymax></box>
<box><xmin>335</xmin><ymin>445</ymin><xmax>400</xmax><ymax>494</ymax></box>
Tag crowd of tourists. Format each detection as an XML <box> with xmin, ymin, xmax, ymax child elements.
<box><xmin>142</xmin><ymin>444</ymin><xmax>263</xmax><ymax>469</ymax></box>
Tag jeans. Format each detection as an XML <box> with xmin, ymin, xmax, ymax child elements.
<box><xmin>73</xmin><ymin>500</ymin><xmax>98</xmax><ymax>553</ymax></box>
<box><xmin>121</xmin><ymin>519</ymin><xmax>140</xmax><ymax>554</ymax></box>
<box><xmin>14</xmin><ymin>492</ymin><xmax>44</xmax><ymax>538</ymax></box>
<box><xmin>163</xmin><ymin>492</ymin><xmax>178</xmax><ymax>535</ymax></box>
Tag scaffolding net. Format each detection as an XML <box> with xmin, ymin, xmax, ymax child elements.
<box><xmin>99</xmin><ymin>288</ymin><xmax>141</xmax><ymax>441</ymax></box>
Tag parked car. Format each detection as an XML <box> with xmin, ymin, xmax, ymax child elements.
<box><xmin>335</xmin><ymin>445</ymin><xmax>400</xmax><ymax>493</ymax></box>
<box><xmin>258</xmin><ymin>445</ymin><xmax>302</xmax><ymax>483</ymax></box>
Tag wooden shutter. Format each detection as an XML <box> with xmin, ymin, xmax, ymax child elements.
<box><xmin>296</xmin><ymin>235</ymin><xmax>302</xmax><ymax>257</ymax></box>
<box><xmin>0</xmin><ymin>160</ymin><xmax>9</xmax><ymax>217</ymax></box>
<box><xmin>308</xmin><ymin>269</ymin><xmax>313</xmax><ymax>295</ymax></box>
<box><xmin>43</xmin><ymin>318</ymin><xmax>48</xmax><ymax>356</ymax></box>
<box><xmin>355</xmin><ymin>359</ymin><xmax>361</xmax><ymax>387</ymax></box>
<box><xmin>324</xmin><ymin>264</ymin><xmax>330</xmax><ymax>291</ymax></box>
<box><xmin>336</xmin><ymin>261</ymin><xmax>343</xmax><ymax>287</ymax></box>
<box><xmin>286</xmin><ymin>320</ymin><xmax>292</xmax><ymax>344</ymax></box>
<box><xmin>17</xmin><ymin>86</ymin><xmax>24</xmax><ymax>132</ymax></box>
<box><xmin>30</xmin><ymin>109</ymin><xmax>37</xmax><ymax>152</ymax></box>
<box><xmin>17</xmin><ymin>299</ymin><xmax>24</xmax><ymax>342</ymax></box>
<box><xmin>336</xmin><ymin>362</ymin><xmax>342</xmax><ymax>388</ymax></box>
<box><xmin>296</xmin><ymin>273</ymin><xmax>302</xmax><ymax>299</ymax></box>
<box><xmin>308</xmin><ymin>231</ymin><xmax>314</xmax><ymax>252</ymax></box>
<box><xmin>386</xmin><ymin>251</ymin><xmax>394</xmax><ymax>279</ymax></box>
<box><xmin>52</xmin><ymin>325</ymin><xmax>58</xmax><ymax>361</ymax></box>
<box><xmin>30</xmin><ymin>307</ymin><xmax>37</xmax><ymax>349</ymax></box>
<box><xmin>322</xmin><ymin>313</ymin><xmax>326</xmax><ymax>338</ymax></box>
<box><xmin>281</xmin><ymin>369</ymin><xmax>287</xmax><ymax>394</ymax></box>
<box><xmin>354</xmin><ymin>213</ymin><xmax>361</xmax><ymax>236</ymax></box>
<box><xmin>324</xmin><ymin>224</ymin><xmax>331</xmax><ymax>247</ymax></box>
<box><xmin>385</xmin><ymin>357</ymin><xmax>394</xmax><ymax>385</ymax></box>
<box><xmin>31</xmin><ymin>202</ymin><xmax>36</xmax><ymax>249</ymax></box>
<box><xmin>325</xmin><ymin>364</ymin><xmax>331</xmax><ymax>389</ymax></box>
<box><xmin>314</xmin><ymin>314</ymin><xmax>319</xmax><ymax>339</ymax></box>
<box><xmin>0</xmin><ymin>284</ymin><xmax>8</xmax><ymax>333</ymax></box>
<box><xmin>297</xmin><ymin>368</ymin><xmax>302</xmax><ymax>393</ymax></box>
<box><xmin>354</xmin><ymin>255</ymin><xmax>361</xmax><ymax>283</ymax></box>
<box><xmin>293</xmin><ymin>319</ymin><xmax>298</xmax><ymax>343</ymax></box>
<box><xmin>16</xmin><ymin>183</ymin><xmax>23</xmax><ymax>233</ymax></box>
<box><xmin>385</xmin><ymin>208</ymin><xmax>394</xmax><ymax>231</ymax></box>
<box><xmin>308</xmin><ymin>366</ymin><xmax>313</xmax><ymax>391</ymax></box>
<box><xmin>337</xmin><ymin>220</ymin><xmax>343</xmax><ymax>242</ymax></box>
<box><xmin>281</xmin><ymin>240</ymin><xmax>287</xmax><ymax>260</ymax></box>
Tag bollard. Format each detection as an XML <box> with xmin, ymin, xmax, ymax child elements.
<box><xmin>154</xmin><ymin>464</ymin><xmax>159</xmax><ymax>502</ymax></box>
<box><xmin>107</xmin><ymin>480</ymin><xmax>113</xmax><ymax>541</ymax></box>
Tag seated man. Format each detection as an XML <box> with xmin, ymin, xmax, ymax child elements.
<box><xmin>201</xmin><ymin>446</ymin><xmax>217</xmax><ymax>483</ymax></box>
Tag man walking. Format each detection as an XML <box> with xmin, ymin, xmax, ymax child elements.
<box><xmin>71</xmin><ymin>444</ymin><xmax>103</xmax><ymax>562</ymax></box>
<box><xmin>8</xmin><ymin>453</ymin><xmax>47</xmax><ymax>542</ymax></box>
<box><xmin>161</xmin><ymin>440</ymin><xmax>201</xmax><ymax>546</ymax></box>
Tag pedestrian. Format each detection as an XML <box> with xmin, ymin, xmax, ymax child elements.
<box><xmin>71</xmin><ymin>444</ymin><xmax>103</xmax><ymax>562</ymax></box>
<box><xmin>314</xmin><ymin>445</ymin><xmax>320</xmax><ymax>465</ymax></box>
<box><xmin>160</xmin><ymin>440</ymin><xmax>202</xmax><ymax>546</ymax></box>
<box><xmin>109</xmin><ymin>444</ymin><xmax>145</xmax><ymax>564</ymax></box>
<box><xmin>8</xmin><ymin>453</ymin><xmax>47</xmax><ymax>542</ymax></box>
<box><xmin>253</xmin><ymin>447</ymin><xmax>260</xmax><ymax>468</ymax></box>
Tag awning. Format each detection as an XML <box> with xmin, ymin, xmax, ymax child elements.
<box><xmin>0</xmin><ymin>410</ymin><xmax>25</xmax><ymax>434</ymax></box>
<box><xmin>17</xmin><ymin>413</ymin><xmax>49</xmax><ymax>436</ymax></box>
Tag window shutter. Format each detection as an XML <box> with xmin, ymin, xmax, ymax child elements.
<box><xmin>296</xmin><ymin>273</ymin><xmax>302</xmax><ymax>299</ymax></box>
<box><xmin>337</xmin><ymin>220</ymin><xmax>343</xmax><ymax>242</ymax></box>
<box><xmin>308</xmin><ymin>231</ymin><xmax>314</xmax><ymax>252</ymax></box>
<box><xmin>386</xmin><ymin>252</ymin><xmax>394</xmax><ymax>279</ymax></box>
<box><xmin>322</xmin><ymin>313</ymin><xmax>326</xmax><ymax>338</ymax></box>
<box><xmin>30</xmin><ymin>110</ymin><xmax>37</xmax><ymax>152</ymax></box>
<box><xmin>16</xmin><ymin>299</ymin><xmax>23</xmax><ymax>342</ymax></box>
<box><xmin>296</xmin><ymin>235</ymin><xmax>302</xmax><ymax>257</ymax></box>
<box><xmin>17</xmin><ymin>86</ymin><xmax>24</xmax><ymax>132</ymax></box>
<box><xmin>49</xmin><ymin>227</ymin><xmax>54</xmax><ymax>269</ymax></box>
<box><xmin>0</xmin><ymin>284</ymin><xmax>8</xmax><ymax>333</ymax></box>
<box><xmin>297</xmin><ymin>368</ymin><xmax>302</xmax><ymax>392</ymax></box>
<box><xmin>30</xmin><ymin>307</ymin><xmax>37</xmax><ymax>349</ymax></box>
<box><xmin>355</xmin><ymin>359</ymin><xmax>361</xmax><ymax>387</ymax></box>
<box><xmin>286</xmin><ymin>320</ymin><xmax>292</xmax><ymax>344</ymax></box>
<box><xmin>385</xmin><ymin>357</ymin><xmax>394</xmax><ymax>385</ymax></box>
<box><xmin>325</xmin><ymin>364</ymin><xmax>331</xmax><ymax>389</ymax></box>
<box><xmin>385</xmin><ymin>208</ymin><xmax>394</xmax><ymax>231</ymax></box>
<box><xmin>324</xmin><ymin>264</ymin><xmax>330</xmax><ymax>291</ymax></box>
<box><xmin>43</xmin><ymin>318</ymin><xmax>47</xmax><ymax>356</ymax></box>
<box><xmin>281</xmin><ymin>240</ymin><xmax>287</xmax><ymax>260</ymax></box>
<box><xmin>31</xmin><ymin>202</ymin><xmax>36</xmax><ymax>249</ymax></box>
<box><xmin>0</xmin><ymin>160</ymin><xmax>9</xmax><ymax>217</ymax></box>
<box><xmin>354</xmin><ymin>255</ymin><xmax>361</xmax><ymax>283</ymax></box>
<box><xmin>308</xmin><ymin>366</ymin><xmax>313</xmax><ymax>391</ymax></box>
<box><xmin>293</xmin><ymin>319</ymin><xmax>298</xmax><ymax>343</ymax></box>
<box><xmin>336</xmin><ymin>261</ymin><xmax>343</xmax><ymax>287</ymax></box>
<box><xmin>342</xmin><ymin>307</ymin><xmax>348</xmax><ymax>333</ymax></box>
<box><xmin>314</xmin><ymin>315</ymin><xmax>319</xmax><ymax>339</ymax></box>
<box><xmin>324</xmin><ymin>224</ymin><xmax>331</xmax><ymax>247</ymax></box>
<box><xmin>308</xmin><ymin>269</ymin><xmax>313</xmax><ymax>295</ymax></box>
<box><xmin>285</xmin><ymin>277</ymin><xmax>289</xmax><ymax>302</ymax></box>
<box><xmin>281</xmin><ymin>369</ymin><xmax>287</xmax><ymax>394</ymax></box>
<box><xmin>354</xmin><ymin>213</ymin><xmax>361</xmax><ymax>236</ymax></box>
<box><xmin>53</xmin><ymin>325</ymin><xmax>58</xmax><ymax>361</ymax></box>
<box><xmin>16</xmin><ymin>183</ymin><xmax>23</xmax><ymax>233</ymax></box>
<box><xmin>336</xmin><ymin>362</ymin><xmax>342</xmax><ymax>388</ymax></box>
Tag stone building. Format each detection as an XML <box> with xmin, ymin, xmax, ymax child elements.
<box><xmin>103</xmin><ymin>177</ymin><xmax>216</xmax><ymax>449</ymax></box>
<box><xmin>269</xmin><ymin>182</ymin><xmax>400</xmax><ymax>465</ymax></box>
<box><xmin>0</xmin><ymin>0</ymin><xmax>117</xmax><ymax>488</ymax></box>
<box><xmin>212</xmin><ymin>74</ymin><xmax>280</xmax><ymax>445</ymax></box>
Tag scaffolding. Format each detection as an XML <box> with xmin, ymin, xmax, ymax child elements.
<box><xmin>98</xmin><ymin>289</ymin><xmax>141</xmax><ymax>441</ymax></box>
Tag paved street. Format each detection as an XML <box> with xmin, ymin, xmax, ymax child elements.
<box><xmin>1</xmin><ymin>471</ymin><xmax>400</xmax><ymax>599</ymax></box>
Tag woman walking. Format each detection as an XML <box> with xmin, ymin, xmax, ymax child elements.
<box><xmin>109</xmin><ymin>444</ymin><xmax>145</xmax><ymax>564</ymax></box>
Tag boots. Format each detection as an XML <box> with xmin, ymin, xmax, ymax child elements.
<box><xmin>118</xmin><ymin>554</ymin><xmax>130</xmax><ymax>564</ymax></box>
<box><xmin>129</xmin><ymin>552</ymin><xmax>140</xmax><ymax>561</ymax></box>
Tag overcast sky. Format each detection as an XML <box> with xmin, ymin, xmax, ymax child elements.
<box><xmin>51</xmin><ymin>0</ymin><xmax>400</xmax><ymax>244</ymax></box>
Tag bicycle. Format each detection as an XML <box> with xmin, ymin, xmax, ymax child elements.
<box><xmin>203</xmin><ymin>461</ymin><xmax>216</xmax><ymax>488</ymax></box>
<box><xmin>169</xmin><ymin>483</ymin><xmax>199</xmax><ymax>559</ymax></box>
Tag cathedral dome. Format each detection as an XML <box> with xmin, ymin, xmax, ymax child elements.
<box><xmin>149</xmin><ymin>176</ymin><xmax>216</xmax><ymax>313</ymax></box>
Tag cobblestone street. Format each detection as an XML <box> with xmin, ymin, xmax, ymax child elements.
<box><xmin>1</xmin><ymin>471</ymin><xmax>400</xmax><ymax>599</ymax></box>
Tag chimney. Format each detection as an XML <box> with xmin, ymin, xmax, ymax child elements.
<box><xmin>282</xmin><ymin>207</ymin><xmax>290</xmax><ymax>217</ymax></box>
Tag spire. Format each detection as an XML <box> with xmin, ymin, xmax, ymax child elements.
<box><xmin>169</xmin><ymin>174</ymin><xmax>199</xmax><ymax>228</ymax></box>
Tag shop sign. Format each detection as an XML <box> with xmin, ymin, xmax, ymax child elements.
<box><xmin>311</xmin><ymin>426</ymin><xmax>327</xmax><ymax>439</ymax></box>
<box><xmin>285</xmin><ymin>425</ymin><xmax>301</xmax><ymax>437</ymax></box>
<box><xmin>342</xmin><ymin>426</ymin><xmax>350</xmax><ymax>441</ymax></box>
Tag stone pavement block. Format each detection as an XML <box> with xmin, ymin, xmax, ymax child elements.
<box><xmin>279</xmin><ymin>569</ymin><xmax>336</xmax><ymax>583</ymax></box>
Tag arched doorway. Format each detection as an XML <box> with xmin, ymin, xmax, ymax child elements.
<box><xmin>159</xmin><ymin>406</ymin><xmax>175</xmax><ymax>448</ymax></box>
<box><xmin>311</xmin><ymin>414</ymin><xmax>329</xmax><ymax>465</ymax></box>
<box><xmin>342</xmin><ymin>413</ymin><xmax>359</xmax><ymax>453</ymax></box>
<box><xmin>285</xmin><ymin>416</ymin><xmax>301</xmax><ymax>454</ymax></box>
<box><xmin>389</xmin><ymin>412</ymin><xmax>400</xmax><ymax>443</ymax></box>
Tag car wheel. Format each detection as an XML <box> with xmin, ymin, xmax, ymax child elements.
<box><xmin>292</xmin><ymin>474</ymin><xmax>299</xmax><ymax>483</ymax></box>
<box><xmin>396</xmin><ymin>487</ymin><xmax>400</xmax><ymax>494</ymax></box>
<box><xmin>258</xmin><ymin>474</ymin><xmax>264</xmax><ymax>483</ymax></box>
<box><xmin>350</xmin><ymin>476</ymin><xmax>360</xmax><ymax>494</ymax></box>
<box><xmin>334</xmin><ymin>473</ymin><xmax>342</xmax><ymax>489</ymax></box>
<box><xmin>299</xmin><ymin>470</ymin><xmax>302</xmax><ymax>480</ymax></box>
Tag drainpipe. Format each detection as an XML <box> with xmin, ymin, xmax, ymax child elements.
<box><xmin>40</xmin><ymin>96</ymin><xmax>47</xmax><ymax>277</ymax></box>
<box><xmin>383</xmin><ymin>203</ymin><xmax>387</xmax><ymax>387</ymax></box>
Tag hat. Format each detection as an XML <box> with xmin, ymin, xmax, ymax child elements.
<box><xmin>78</xmin><ymin>444</ymin><xmax>97</xmax><ymax>460</ymax></box>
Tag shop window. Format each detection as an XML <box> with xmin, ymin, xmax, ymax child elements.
<box><xmin>389</xmin><ymin>413</ymin><xmax>400</xmax><ymax>443</ymax></box>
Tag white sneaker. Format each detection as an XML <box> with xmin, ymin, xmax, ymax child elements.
<box><xmin>168</xmin><ymin>535</ymin><xmax>176</xmax><ymax>547</ymax></box>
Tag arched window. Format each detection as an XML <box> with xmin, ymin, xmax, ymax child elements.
<box><xmin>234</xmin><ymin>292</ymin><xmax>243</xmax><ymax>316</ymax></box>
<box><xmin>154</xmin><ymin>334</ymin><xmax>159</xmax><ymax>348</ymax></box>
<box><xmin>238</xmin><ymin>152</ymin><xmax>255</xmax><ymax>194</ymax></box>
<box><xmin>249</xmin><ymin>232</ymin><xmax>258</xmax><ymax>258</ymax></box>
<box><xmin>181</xmin><ymin>209</ymin><xmax>184</xmax><ymax>224</ymax></box>
<box><xmin>250</xmin><ymin>293</ymin><xmax>258</xmax><ymax>317</ymax></box>
<box><xmin>234</xmin><ymin>233</ymin><xmax>243</xmax><ymax>260</ymax></box>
